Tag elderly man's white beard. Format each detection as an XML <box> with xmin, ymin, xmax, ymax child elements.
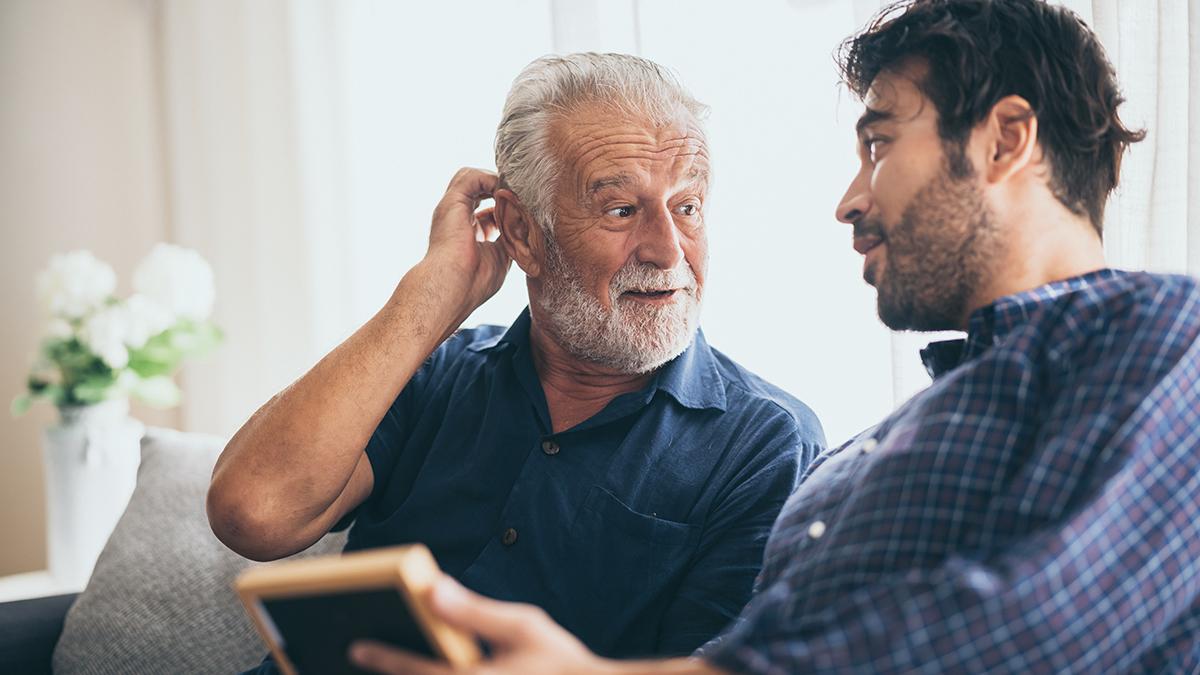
<box><xmin>535</xmin><ymin>237</ymin><xmax>702</xmax><ymax>375</ymax></box>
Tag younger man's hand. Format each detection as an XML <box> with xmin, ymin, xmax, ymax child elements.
<box><xmin>349</xmin><ymin>575</ymin><xmax>608</xmax><ymax>675</ymax></box>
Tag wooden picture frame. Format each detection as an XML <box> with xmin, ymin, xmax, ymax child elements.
<box><xmin>235</xmin><ymin>544</ymin><xmax>482</xmax><ymax>674</ymax></box>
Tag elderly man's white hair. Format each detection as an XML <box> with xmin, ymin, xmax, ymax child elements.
<box><xmin>494</xmin><ymin>52</ymin><xmax>709</xmax><ymax>233</ymax></box>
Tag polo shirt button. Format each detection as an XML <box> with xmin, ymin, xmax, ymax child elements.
<box><xmin>541</xmin><ymin>439</ymin><xmax>560</xmax><ymax>455</ymax></box>
<box><xmin>807</xmin><ymin>520</ymin><xmax>827</xmax><ymax>539</ymax></box>
<box><xmin>861</xmin><ymin>437</ymin><xmax>878</xmax><ymax>454</ymax></box>
<box><xmin>501</xmin><ymin>527</ymin><xmax>518</xmax><ymax>546</ymax></box>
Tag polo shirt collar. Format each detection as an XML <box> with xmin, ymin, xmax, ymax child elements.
<box><xmin>465</xmin><ymin>309</ymin><xmax>529</xmax><ymax>353</ymax></box>
<box><xmin>653</xmin><ymin>329</ymin><xmax>727</xmax><ymax>412</ymax></box>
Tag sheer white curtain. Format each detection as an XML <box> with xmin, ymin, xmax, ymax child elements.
<box><xmin>1059</xmin><ymin>0</ymin><xmax>1200</xmax><ymax>274</ymax></box>
<box><xmin>160</xmin><ymin>1</ymin><xmax>353</xmax><ymax>437</ymax></box>
<box><xmin>159</xmin><ymin>0</ymin><xmax>558</xmax><ymax>437</ymax></box>
<box><xmin>160</xmin><ymin>1</ymin><xmax>1197</xmax><ymax>446</ymax></box>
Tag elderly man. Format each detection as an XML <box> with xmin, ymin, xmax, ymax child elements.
<box><xmin>346</xmin><ymin>1</ymin><xmax>1200</xmax><ymax>674</ymax></box>
<box><xmin>207</xmin><ymin>52</ymin><xmax>825</xmax><ymax>667</ymax></box>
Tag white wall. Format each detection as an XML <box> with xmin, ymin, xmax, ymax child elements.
<box><xmin>0</xmin><ymin>0</ymin><xmax>177</xmax><ymax>575</ymax></box>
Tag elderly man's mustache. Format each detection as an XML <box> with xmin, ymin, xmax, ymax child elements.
<box><xmin>610</xmin><ymin>262</ymin><xmax>698</xmax><ymax>300</ymax></box>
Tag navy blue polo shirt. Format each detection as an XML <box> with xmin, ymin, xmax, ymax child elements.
<box><xmin>342</xmin><ymin>309</ymin><xmax>825</xmax><ymax>658</ymax></box>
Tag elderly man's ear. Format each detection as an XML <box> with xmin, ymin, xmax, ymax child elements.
<box><xmin>493</xmin><ymin>188</ymin><xmax>544</xmax><ymax>278</ymax></box>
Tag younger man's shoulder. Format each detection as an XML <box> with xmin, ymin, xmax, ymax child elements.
<box><xmin>1095</xmin><ymin>268</ymin><xmax>1198</xmax><ymax>301</ymax></box>
<box><xmin>1034</xmin><ymin>271</ymin><xmax>1200</xmax><ymax>380</ymax></box>
<box><xmin>1052</xmin><ymin>270</ymin><xmax>1200</xmax><ymax>340</ymax></box>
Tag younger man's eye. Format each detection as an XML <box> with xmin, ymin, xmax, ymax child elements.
<box><xmin>864</xmin><ymin>136</ymin><xmax>889</xmax><ymax>162</ymax></box>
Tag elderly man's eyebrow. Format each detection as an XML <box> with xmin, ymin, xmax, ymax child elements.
<box><xmin>587</xmin><ymin>173</ymin><xmax>635</xmax><ymax>196</ymax></box>
<box><xmin>856</xmin><ymin>108</ymin><xmax>894</xmax><ymax>137</ymax></box>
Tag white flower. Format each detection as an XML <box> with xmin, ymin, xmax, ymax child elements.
<box><xmin>133</xmin><ymin>243</ymin><xmax>215</xmax><ymax>321</ymax></box>
<box><xmin>36</xmin><ymin>251</ymin><xmax>116</xmax><ymax>319</ymax></box>
<box><xmin>45</xmin><ymin>318</ymin><xmax>74</xmax><ymax>340</ymax></box>
<box><xmin>79</xmin><ymin>295</ymin><xmax>175</xmax><ymax>370</ymax></box>
<box><xmin>123</xmin><ymin>294</ymin><xmax>172</xmax><ymax>349</ymax></box>
<box><xmin>81</xmin><ymin>305</ymin><xmax>131</xmax><ymax>369</ymax></box>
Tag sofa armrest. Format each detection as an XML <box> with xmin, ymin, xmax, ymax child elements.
<box><xmin>0</xmin><ymin>593</ymin><xmax>78</xmax><ymax>675</ymax></box>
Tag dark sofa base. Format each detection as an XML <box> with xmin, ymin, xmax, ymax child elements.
<box><xmin>0</xmin><ymin>593</ymin><xmax>78</xmax><ymax>675</ymax></box>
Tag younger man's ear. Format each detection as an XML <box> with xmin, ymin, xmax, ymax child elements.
<box><xmin>982</xmin><ymin>94</ymin><xmax>1039</xmax><ymax>185</ymax></box>
<box><xmin>493</xmin><ymin>188</ymin><xmax>544</xmax><ymax>278</ymax></box>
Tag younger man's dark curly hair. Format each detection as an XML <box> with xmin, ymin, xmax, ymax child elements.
<box><xmin>837</xmin><ymin>0</ymin><xmax>1145</xmax><ymax>233</ymax></box>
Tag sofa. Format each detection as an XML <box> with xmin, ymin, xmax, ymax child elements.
<box><xmin>0</xmin><ymin>428</ymin><xmax>346</xmax><ymax>674</ymax></box>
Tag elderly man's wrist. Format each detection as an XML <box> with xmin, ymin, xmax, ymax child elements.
<box><xmin>385</xmin><ymin>261</ymin><xmax>476</xmax><ymax>339</ymax></box>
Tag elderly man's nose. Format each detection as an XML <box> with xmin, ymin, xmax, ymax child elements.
<box><xmin>638</xmin><ymin>207</ymin><xmax>685</xmax><ymax>269</ymax></box>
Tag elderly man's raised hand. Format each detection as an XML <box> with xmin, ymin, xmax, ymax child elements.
<box><xmin>423</xmin><ymin>168</ymin><xmax>513</xmax><ymax>318</ymax></box>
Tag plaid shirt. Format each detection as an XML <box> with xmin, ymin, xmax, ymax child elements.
<box><xmin>705</xmin><ymin>269</ymin><xmax>1200</xmax><ymax>673</ymax></box>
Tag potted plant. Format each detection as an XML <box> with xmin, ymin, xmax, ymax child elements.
<box><xmin>13</xmin><ymin>244</ymin><xmax>221</xmax><ymax>586</ymax></box>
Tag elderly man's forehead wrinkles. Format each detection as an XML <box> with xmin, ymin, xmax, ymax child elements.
<box><xmin>570</xmin><ymin>131</ymin><xmax>704</xmax><ymax>165</ymax></box>
<box><xmin>570</xmin><ymin>135</ymin><xmax>709</xmax><ymax>199</ymax></box>
<box><xmin>587</xmin><ymin>173</ymin><xmax>635</xmax><ymax>197</ymax></box>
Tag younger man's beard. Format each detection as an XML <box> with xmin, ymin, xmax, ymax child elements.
<box><xmin>869</xmin><ymin>162</ymin><xmax>1003</xmax><ymax>332</ymax></box>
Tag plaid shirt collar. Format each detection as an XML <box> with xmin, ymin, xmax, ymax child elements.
<box><xmin>921</xmin><ymin>268</ymin><xmax>1121</xmax><ymax>379</ymax></box>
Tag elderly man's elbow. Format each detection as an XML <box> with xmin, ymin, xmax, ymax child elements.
<box><xmin>205</xmin><ymin>480</ymin><xmax>293</xmax><ymax>561</ymax></box>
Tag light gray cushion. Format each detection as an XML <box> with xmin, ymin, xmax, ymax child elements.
<box><xmin>53</xmin><ymin>427</ymin><xmax>347</xmax><ymax>674</ymax></box>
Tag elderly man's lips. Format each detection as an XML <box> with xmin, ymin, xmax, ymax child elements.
<box><xmin>623</xmin><ymin>289</ymin><xmax>676</xmax><ymax>297</ymax></box>
<box><xmin>621</xmin><ymin>289</ymin><xmax>682</xmax><ymax>304</ymax></box>
<box><xmin>853</xmin><ymin>235</ymin><xmax>884</xmax><ymax>255</ymax></box>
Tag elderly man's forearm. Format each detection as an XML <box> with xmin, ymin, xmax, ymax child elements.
<box><xmin>206</xmin><ymin>261</ymin><xmax>472</xmax><ymax>559</ymax></box>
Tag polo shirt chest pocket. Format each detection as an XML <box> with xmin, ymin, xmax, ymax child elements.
<box><xmin>557</xmin><ymin>485</ymin><xmax>701</xmax><ymax>653</ymax></box>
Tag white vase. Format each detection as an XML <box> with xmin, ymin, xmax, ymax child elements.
<box><xmin>42</xmin><ymin>398</ymin><xmax>145</xmax><ymax>588</ymax></box>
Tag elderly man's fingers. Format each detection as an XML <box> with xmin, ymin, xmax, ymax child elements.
<box><xmin>430</xmin><ymin>575</ymin><xmax>551</xmax><ymax>648</ymax></box>
<box><xmin>475</xmin><ymin>207</ymin><xmax>501</xmax><ymax>242</ymax></box>
<box><xmin>349</xmin><ymin>640</ymin><xmax>453</xmax><ymax>675</ymax></box>
<box><xmin>444</xmin><ymin>168</ymin><xmax>499</xmax><ymax>211</ymax></box>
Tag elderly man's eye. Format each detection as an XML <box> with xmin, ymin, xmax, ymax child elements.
<box><xmin>676</xmin><ymin>203</ymin><xmax>699</xmax><ymax>216</ymax></box>
<box><xmin>606</xmin><ymin>205</ymin><xmax>636</xmax><ymax>218</ymax></box>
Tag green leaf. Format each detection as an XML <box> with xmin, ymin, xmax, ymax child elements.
<box><xmin>39</xmin><ymin>337</ymin><xmax>65</xmax><ymax>361</ymax></box>
<box><xmin>10</xmin><ymin>394</ymin><xmax>32</xmax><ymax>417</ymax></box>
<box><xmin>46</xmin><ymin>338</ymin><xmax>109</xmax><ymax>385</ymax></box>
<box><xmin>44</xmin><ymin>385</ymin><xmax>64</xmax><ymax>407</ymax></box>
<box><xmin>72</xmin><ymin>373</ymin><xmax>118</xmax><ymax>405</ymax></box>
<box><xmin>132</xmin><ymin>375</ymin><xmax>181</xmax><ymax>408</ymax></box>
<box><xmin>169</xmin><ymin>321</ymin><xmax>223</xmax><ymax>356</ymax></box>
<box><xmin>131</xmin><ymin>331</ymin><xmax>183</xmax><ymax>371</ymax></box>
<box><xmin>126</xmin><ymin>349</ymin><xmax>177</xmax><ymax>378</ymax></box>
